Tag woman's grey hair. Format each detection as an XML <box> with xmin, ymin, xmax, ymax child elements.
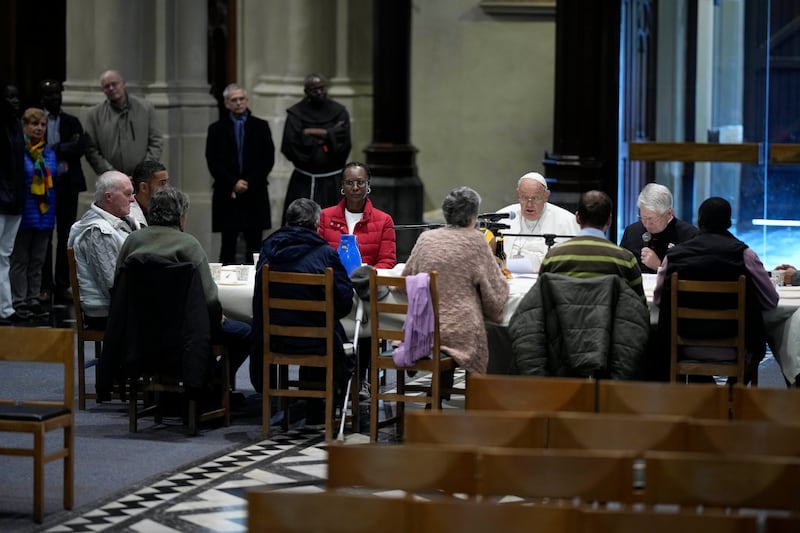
<box><xmin>637</xmin><ymin>183</ymin><xmax>673</xmax><ymax>214</ymax></box>
<box><xmin>285</xmin><ymin>198</ymin><xmax>321</xmax><ymax>230</ymax></box>
<box><xmin>149</xmin><ymin>187</ymin><xmax>189</xmax><ymax>227</ymax></box>
<box><xmin>442</xmin><ymin>186</ymin><xmax>481</xmax><ymax>228</ymax></box>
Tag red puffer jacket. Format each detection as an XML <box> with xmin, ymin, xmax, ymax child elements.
<box><xmin>319</xmin><ymin>198</ymin><xmax>397</xmax><ymax>269</ymax></box>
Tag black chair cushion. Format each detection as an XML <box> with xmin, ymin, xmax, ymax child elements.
<box><xmin>0</xmin><ymin>404</ymin><xmax>70</xmax><ymax>421</ymax></box>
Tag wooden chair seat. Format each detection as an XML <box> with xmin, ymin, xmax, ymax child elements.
<box><xmin>466</xmin><ymin>374</ymin><xmax>595</xmax><ymax>412</ymax></box>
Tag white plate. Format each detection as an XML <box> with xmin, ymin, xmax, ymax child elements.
<box><xmin>779</xmin><ymin>286</ymin><xmax>800</xmax><ymax>292</ymax></box>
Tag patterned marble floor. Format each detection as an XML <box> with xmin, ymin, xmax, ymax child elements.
<box><xmin>42</xmin><ymin>371</ymin><xmax>466</xmax><ymax>533</ymax></box>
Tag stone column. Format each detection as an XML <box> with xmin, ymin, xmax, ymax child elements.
<box><xmin>64</xmin><ymin>0</ymin><xmax>217</xmax><ymax>255</ymax></box>
<box><xmin>365</xmin><ymin>0</ymin><xmax>421</xmax><ymax>261</ymax></box>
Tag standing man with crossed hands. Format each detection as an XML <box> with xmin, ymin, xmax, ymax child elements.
<box><xmin>206</xmin><ymin>84</ymin><xmax>275</xmax><ymax>265</ymax></box>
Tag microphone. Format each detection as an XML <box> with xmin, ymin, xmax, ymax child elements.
<box><xmin>642</xmin><ymin>232</ymin><xmax>652</xmax><ymax>248</ymax></box>
<box><xmin>478</xmin><ymin>211</ymin><xmax>516</xmax><ymax>222</ymax></box>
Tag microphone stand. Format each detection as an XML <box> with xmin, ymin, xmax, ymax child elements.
<box><xmin>499</xmin><ymin>233</ymin><xmax>577</xmax><ymax>249</ymax></box>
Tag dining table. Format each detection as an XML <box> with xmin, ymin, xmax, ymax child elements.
<box><xmin>216</xmin><ymin>265</ymin><xmax>800</xmax><ymax>384</ymax></box>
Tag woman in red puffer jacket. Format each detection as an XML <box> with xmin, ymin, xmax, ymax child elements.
<box><xmin>319</xmin><ymin>162</ymin><xmax>396</xmax><ymax>269</ymax></box>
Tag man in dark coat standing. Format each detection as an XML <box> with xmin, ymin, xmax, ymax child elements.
<box><xmin>281</xmin><ymin>73</ymin><xmax>351</xmax><ymax>219</ymax></box>
<box><xmin>205</xmin><ymin>83</ymin><xmax>275</xmax><ymax>264</ymax></box>
<box><xmin>39</xmin><ymin>79</ymin><xmax>88</xmax><ymax>303</ymax></box>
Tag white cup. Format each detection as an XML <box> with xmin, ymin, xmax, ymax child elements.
<box><xmin>771</xmin><ymin>270</ymin><xmax>785</xmax><ymax>287</ymax></box>
<box><xmin>252</xmin><ymin>252</ymin><xmax>260</xmax><ymax>265</ymax></box>
<box><xmin>209</xmin><ymin>263</ymin><xmax>222</xmax><ymax>281</ymax></box>
<box><xmin>236</xmin><ymin>265</ymin><xmax>250</xmax><ymax>282</ymax></box>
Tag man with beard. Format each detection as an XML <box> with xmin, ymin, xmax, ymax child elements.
<box><xmin>280</xmin><ymin>73</ymin><xmax>351</xmax><ymax>220</ymax></box>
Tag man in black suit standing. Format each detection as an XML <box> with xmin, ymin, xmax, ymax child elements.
<box><xmin>205</xmin><ymin>84</ymin><xmax>275</xmax><ymax>264</ymax></box>
<box><xmin>40</xmin><ymin>79</ymin><xmax>88</xmax><ymax>303</ymax></box>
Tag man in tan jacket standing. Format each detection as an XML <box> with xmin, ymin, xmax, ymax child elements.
<box><xmin>84</xmin><ymin>70</ymin><xmax>163</xmax><ymax>177</ymax></box>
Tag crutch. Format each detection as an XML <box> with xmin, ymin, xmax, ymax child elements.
<box><xmin>337</xmin><ymin>296</ymin><xmax>364</xmax><ymax>441</ymax></box>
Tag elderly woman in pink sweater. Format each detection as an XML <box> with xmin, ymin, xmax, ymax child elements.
<box><xmin>402</xmin><ymin>186</ymin><xmax>509</xmax><ymax>374</ymax></box>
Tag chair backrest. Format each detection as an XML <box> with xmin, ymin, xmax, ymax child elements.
<box><xmin>368</xmin><ymin>269</ymin><xmax>440</xmax><ymax>363</ymax></box>
<box><xmin>247</xmin><ymin>490</ymin><xmax>409</xmax><ymax>533</ymax></box>
<box><xmin>67</xmin><ymin>246</ymin><xmax>92</xmax><ymax>333</ymax></box>
<box><xmin>478</xmin><ymin>448</ymin><xmax>637</xmax><ymax>503</ymax></box>
<box><xmin>412</xmin><ymin>499</ymin><xmax>581</xmax><ymax>533</ymax></box>
<box><xmin>466</xmin><ymin>374</ymin><xmax>595</xmax><ymax>412</ymax></box>
<box><xmin>687</xmin><ymin>418</ymin><xmax>800</xmax><ymax>456</ymax></box>
<box><xmin>263</xmin><ymin>265</ymin><xmax>335</xmax><ymax>359</ymax></box>
<box><xmin>596</xmin><ymin>380</ymin><xmax>730</xmax><ymax>419</ymax></box>
<box><xmin>643</xmin><ymin>451</ymin><xmax>800</xmax><ymax>511</ymax></box>
<box><xmin>670</xmin><ymin>272</ymin><xmax>747</xmax><ymax>382</ymax></box>
<box><xmin>103</xmin><ymin>254</ymin><xmax>212</xmax><ymax>388</ymax></box>
<box><xmin>326</xmin><ymin>443</ymin><xmax>478</xmax><ymax>496</ymax></box>
<box><xmin>404</xmin><ymin>410</ymin><xmax>548</xmax><ymax>448</ymax></box>
<box><xmin>580</xmin><ymin>508</ymin><xmax>759</xmax><ymax>533</ymax></box>
<box><xmin>0</xmin><ymin>327</ymin><xmax>74</xmax><ymax>411</ymax></box>
<box><xmin>546</xmin><ymin>412</ymin><xmax>689</xmax><ymax>453</ymax></box>
<box><xmin>730</xmin><ymin>385</ymin><xmax>800</xmax><ymax>424</ymax></box>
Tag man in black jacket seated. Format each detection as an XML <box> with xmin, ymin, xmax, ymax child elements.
<box><xmin>251</xmin><ymin>198</ymin><xmax>354</xmax><ymax>426</ymax></box>
<box><xmin>620</xmin><ymin>183</ymin><xmax>698</xmax><ymax>274</ymax></box>
<box><xmin>652</xmin><ymin>197</ymin><xmax>779</xmax><ymax>382</ymax></box>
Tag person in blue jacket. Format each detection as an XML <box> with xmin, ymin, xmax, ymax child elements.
<box><xmin>251</xmin><ymin>198</ymin><xmax>354</xmax><ymax>425</ymax></box>
<box><xmin>10</xmin><ymin>107</ymin><xmax>57</xmax><ymax>319</ymax></box>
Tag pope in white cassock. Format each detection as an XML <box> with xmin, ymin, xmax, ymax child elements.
<box><xmin>498</xmin><ymin>172</ymin><xmax>580</xmax><ymax>273</ymax></box>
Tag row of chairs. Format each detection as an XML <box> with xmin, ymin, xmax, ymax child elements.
<box><xmin>466</xmin><ymin>374</ymin><xmax>800</xmax><ymax>422</ymax></box>
<box><xmin>405</xmin><ymin>409</ymin><xmax>800</xmax><ymax>456</ymax></box>
<box><xmin>262</xmin><ymin>267</ymin><xmax>460</xmax><ymax>441</ymax></box>
<box><xmin>324</xmin><ymin>443</ymin><xmax>800</xmax><ymax>512</ymax></box>
<box><xmin>248</xmin><ymin>490</ymin><xmax>794</xmax><ymax>533</ymax></box>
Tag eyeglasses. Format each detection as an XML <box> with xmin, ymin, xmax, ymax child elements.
<box><xmin>519</xmin><ymin>195</ymin><xmax>546</xmax><ymax>204</ymax></box>
<box><xmin>343</xmin><ymin>180</ymin><xmax>368</xmax><ymax>188</ymax></box>
<box><xmin>639</xmin><ymin>212</ymin><xmax>667</xmax><ymax>223</ymax></box>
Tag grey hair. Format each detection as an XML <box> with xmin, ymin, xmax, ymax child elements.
<box><xmin>148</xmin><ymin>187</ymin><xmax>189</xmax><ymax>227</ymax></box>
<box><xmin>285</xmin><ymin>198</ymin><xmax>321</xmax><ymax>230</ymax></box>
<box><xmin>223</xmin><ymin>83</ymin><xmax>246</xmax><ymax>100</ymax></box>
<box><xmin>94</xmin><ymin>171</ymin><xmax>129</xmax><ymax>205</ymax></box>
<box><xmin>637</xmin><ymin>183</ymin><xmax>673</xmax><ymax>214</ymax></box>
<box><xmin>442</xmin><ymin>186</ymin><xmax>481</xmax><ymax>228</ymax></box>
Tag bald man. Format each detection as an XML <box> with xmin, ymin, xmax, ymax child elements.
<box><xmin>84</xmin><ymin>69</ymin><xmax>163</xmax><ymax>176</ymax></box>
<box><xmin>68</xmin><ymin>171</ymin><xmax>138</xmax><ymax>327</ymax></box>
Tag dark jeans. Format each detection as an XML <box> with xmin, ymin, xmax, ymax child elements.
<box><xmin>214</xmin><ymin>318</ymin><xmax>252</xmax><ymax>390</ymax></box>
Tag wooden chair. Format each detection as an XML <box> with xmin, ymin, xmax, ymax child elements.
<box><xmin>326</xmin><ymin>443</ymin><xmax>478</xmax><ymax>496</ymax></box>
<box><xmin>104</xmin><ymin>257</ymin><xmax>230</xmax><ymax>436</ymax></box>
<box><xmin>412</xmin><ymin>499</ymin><xmax>581</xmax><ymax>533</ymax></box>
<box><xmin>643</xmin><ymin>451</ymin><xmax>800</xmax><ymax>511</ymax></box>
<box><xmin>580</xmin><ymin>508</ymin><xmax>759</xmax><ymax>533</ymax></box>
<box><xmin>546</xmin><ymin>412</ymin><xmax>689</xmax><ymax>453</ymax></box>
<box><xmin>478</xmin><ymin>448</ymin><xmax>637</xmax><ymax>504</ymax></box>
<box><xmin>247</xmin><ymin>490</ymin><xmax>409</xmax><ymax>533</ymax></box>
<box><xmin>596</xmin><ymin>380</ymin><xmax>730</xmax><ymax>419</ymax></box>
<box><xmin>0</xmin><ymin>327</ymin><xmax>74</xmax><ymax>523</ymax></box>
<box><xmin>404</xmin><ymin>410</ymin><xmax>548</xmax><ymax>448</ymax></box>
<box><xmin>67</xmin><ymin>246</ymin><xmax>106</xmax><ymax>409</ymax></box>
<box><xmin>368</xmin><ymin>269</ymin><xmax>459</xmax><ymax>442</ymax></box>
<box><xmin>730</xmin><ymin>385</ymin><xmax>800</xmax><ymax>424</ymax></box>
<box><xmin>262</xmin><ymin>265</ymin><xmax>338</xmax><ymax>441</ymax></box>
<box><xmin>687</xmin><ymin>418</ymin><xmax>800</xmax><ymax>456</ymax></box>
<box><xmin>669</xmin><ymin>273</ymin><xmax>749</xmax><ymax>384</ymax></box>
<box><xmin>466</xmin><ymin>374</ymin><xmax>595</xmax><ymax>412</ymax></box>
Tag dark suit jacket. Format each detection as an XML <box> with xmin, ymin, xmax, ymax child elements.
<box><xmin>52</xmin><ymin>111</ymin><xmax>88</xmax><ymax>194</ymax></box>
<box><xmin>205</xmin><ymin>111</ymin><xmax>275</xmax><ymax>232</ymax></box>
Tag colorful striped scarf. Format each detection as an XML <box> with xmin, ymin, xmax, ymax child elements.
<box><xmin>25</xmin><ymin>135</ymin><xmax>53</xmax><ymax>214</ymax></box>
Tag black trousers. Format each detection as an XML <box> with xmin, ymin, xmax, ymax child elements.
<box><xmin>219</xmin><ymin>229</ymin><xmax>262</xmax><ymax>265</ymax></box>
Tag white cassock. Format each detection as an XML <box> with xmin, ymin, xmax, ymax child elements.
<box><xmin>497</xmin><ymin>202</ymin><xmax>580</xmax><ymax>273</ymax></box>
